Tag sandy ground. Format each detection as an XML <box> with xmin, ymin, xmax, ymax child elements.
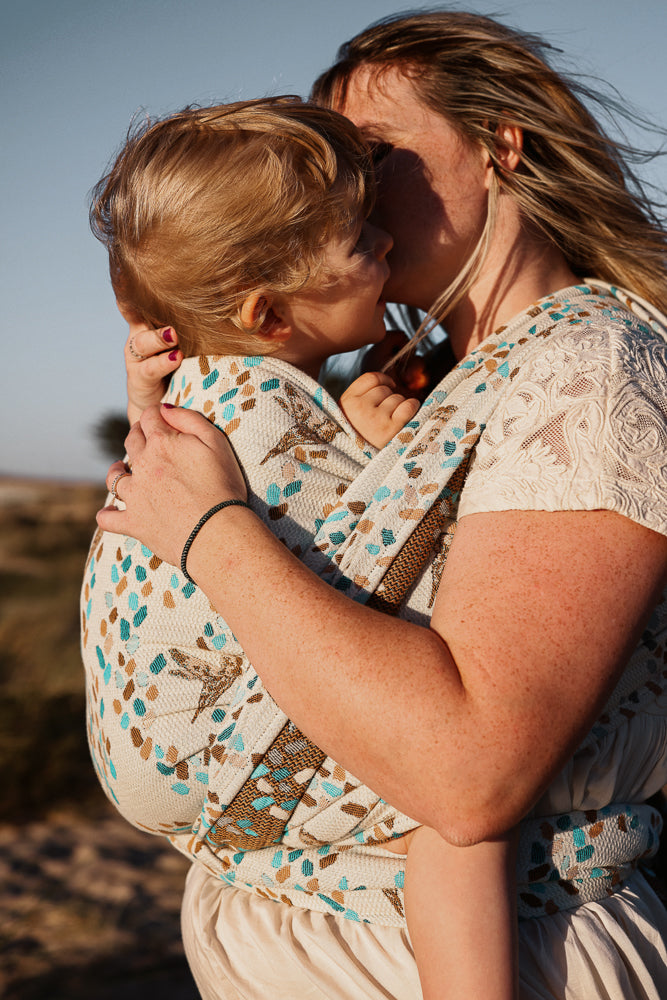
<box><xmin>0</xmin><ymin>476</ymin><xmax>200</xmax><ymax>998</ymax></box>
<box><xmin>0</xmin><ymin>802</ymin><xmax>200</xmax><ymax>999</ymax></box>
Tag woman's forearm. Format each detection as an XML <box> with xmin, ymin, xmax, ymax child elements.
<box><xmin>186</xmin><ymin>504</ymin><xmax>473</xmax><ymax>835</ymax></box>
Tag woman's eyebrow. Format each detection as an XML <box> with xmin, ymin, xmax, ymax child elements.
<box><xmin>359</xmin><ymin>122</ymin><xmax>399</xmax><ymax>143</ymax></box>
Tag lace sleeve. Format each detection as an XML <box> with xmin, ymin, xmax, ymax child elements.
<box><xmin>458</xmin><ymin>318</ymin><xmax>667</xmax><ymax>536</ymax></box>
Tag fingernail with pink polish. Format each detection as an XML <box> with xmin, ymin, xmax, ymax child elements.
<box><xmin>163</xmin><ymin>403</ymin><xmax>175</xmax><ymax>409</ymax></box>
<box><xmin>169</xmin><ymin>350</ymin><xmax>179</xmax><ymax>361</ymax></box>
<box><xmin>163</xmin><ymin>328</ymin><xmax>174</xmax><ymax>343</ymax></box>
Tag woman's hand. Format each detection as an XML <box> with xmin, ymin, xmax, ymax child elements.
<box><xmin>97</xmin><ymin>404</ymin><xmax>248</xmax><ymax>566</ymax></box>
<box><xmin>117</xmin><ymin>300</ymin><xmax>182</xmax><ymax>424</ymax></box>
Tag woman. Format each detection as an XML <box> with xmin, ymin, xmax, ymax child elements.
<box><xmin>98</xmin><ymin>10</ymin><xmax>667</xmax><ymax>999</ymax></box>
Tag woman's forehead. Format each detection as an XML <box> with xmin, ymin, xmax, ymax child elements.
<box><xmin>340</xmin><ymin>66</ymin><xmax>424</xmax><ymax>133</ymax></box>
<box><xmin>340</xmin><ymin>67</ymin><xmax>461</xmax><ymax>154</ymax></box>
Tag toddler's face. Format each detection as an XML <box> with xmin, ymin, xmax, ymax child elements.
<box><xmin>280</xmin><ymin>219</ymin><xmax>393</xmax><ymax>375</ymax></box>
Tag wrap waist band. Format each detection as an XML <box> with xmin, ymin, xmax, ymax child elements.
<box><xmin>516</xmin><ymin>802</ymin><xmax>662</xmax><ymax>919</ymax></box>
<box><xmin>174</xmin><ymin>801</ymin><xmax>662</xmax><ymax>927</ymax></box>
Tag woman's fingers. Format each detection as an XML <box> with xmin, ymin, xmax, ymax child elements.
<box><xmin>122</xmin><ymin>417</ymin><xmax>145</xmax><ymax>462</ymax></box>
<box><xmin>159</xmin><ymin>406</ymin><xmax>249</xmax><ymax>500</ymax></box>
<box><xmin>123</xmin><ymin>320</ymin><xmax>181</xmax><ymax>425</ymax></box>
<box><xmin>158</xmin><ymin>403</ymin><xmax>234</xmax><ymax>448</ymax></box>
<box><xmin>128</xmin><ymin>404</ymin><xmax>232</xmax><ymax>461</ymax></box>
<box><xmin>96</xmin><ymin>405</ymin><xmax>249</xmax><ymax>562</ymax></box>
<box><xmin>105</xmin><ymin>460</ymin><xmax>131</xmax><ymax>495</ymax></box>
<box><xmin>100</xmin><ymin>461</ymin><xmax>133</xmax><ymax>532</ymax></box>
<box><xmin>97</xmin><ymin>495</ymin><xmax>132</xmax><ymax>535</ymax></box>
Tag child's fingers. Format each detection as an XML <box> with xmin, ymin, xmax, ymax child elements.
<box><xmin>363</xmin><ymin>385</ymin><xmax>401</xmax><ymax>408</ymax></box>
<box><xmin>390</xmin><ymin>396</ymin><xmax>421</xmax><ymax>425</ymax></box>
<box><xmin>344</xmin><ymin>379</ymin><xmax>401</xmax><ymax>412</ymax></box>
<box><xmin>125</xmin><ymin>325</ymin><xmax>179</xmax><ymax>364</ymax></box>
<box><xmin>342</xmin><ymin>370</ymin><xmax>396</xmax><ymax>402</ymax></box>
<box><xmin>374</xmin><ymin>391</ymin><xmax>413</xmax><ymax>414</ymax></box>
<box><xmin>373</xmin><ymin>392</ymin><xmax>421</xmax><ymax>430</ymax></box>
<box><xmin>132</xmin><ymin>348</ymin><xmax>182</xmax><ymax>383</ymax></box>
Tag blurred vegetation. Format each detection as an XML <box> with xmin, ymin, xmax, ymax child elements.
<box><xmin>0</xmin><ymin>476</ymin><xmax>199</xmax><ymax>999</ymax></box>
<box><xmin>0</xmin><ymin>478</ymin><xmax>109</xmax><ymax>822</ymax></box>
<box><xmin>92</xmin><ymin>413</ymin><xmax>130</xmax><ymax>464</ymax></box>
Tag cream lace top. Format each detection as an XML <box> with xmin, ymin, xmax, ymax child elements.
<box><xmin>459</xmin><ymin>319</ymin><xmax>667</xmax><ymax>532</ymax></box>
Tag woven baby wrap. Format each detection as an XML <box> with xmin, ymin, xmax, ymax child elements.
<box><xmin>82</xmin><ymin>283</ymin><xmax>665</xmax><ymax>926</ymax></box>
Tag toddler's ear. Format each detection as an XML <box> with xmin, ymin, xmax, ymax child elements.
<box><xmin>239</xmin><ymin>292</ymin><xmax>267</xmax><ymax>331</ymax></box>
<box><xmin>240</xmin><ymin>292</ymin><xmax>292</xmax><ymax>344</ymax></box>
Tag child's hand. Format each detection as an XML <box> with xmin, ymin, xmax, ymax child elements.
<box><xmin>361</xmin><ymin>329</ymin><xmax>432</xmax><ymax>400</ymax></box>
<box><xmin>117</xmin><ymin>300</ymin><xmax>182</xmax><ymax>424</ymax></box>
<box><xmin>340</xmin><ymin>372</ymin><xmax>420</xmax><ymax>449</ymax></box>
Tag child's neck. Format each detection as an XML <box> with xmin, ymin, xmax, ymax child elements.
<box><xmin>272</xmin><ymin>346</ymin><xmax>326</xmax><ymax>382</ymax></box>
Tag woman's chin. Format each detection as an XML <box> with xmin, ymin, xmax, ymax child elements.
<box><xmin>382</xmin><ymin>270</ymin><xmax>431</xmax><ymax>312</ymax></box>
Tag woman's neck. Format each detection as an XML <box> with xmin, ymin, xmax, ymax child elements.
<box><xmin>444</xmin><ymin>216</ymin><xmax>578</xmax><ymax>362</ymax></box>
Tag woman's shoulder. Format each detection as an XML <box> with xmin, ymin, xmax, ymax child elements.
<box><xmin>527</xmin><ymin>299</ymin><xmax>665</xmax><ymax>379</ymax></box>
<box><xmin>495</xmin><ymin>292</ymin><xmax>667</xmax><ymax>417</ymax></box>
<box><xmin>458</xmin><ymin>303</ymin><xmax>667</xmax><ymax>534</ymax></box>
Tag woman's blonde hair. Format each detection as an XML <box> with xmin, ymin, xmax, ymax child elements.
<box><xmin>90</xmin><ymin>97</ymin><xmax>374</xmax><ymax>357</ymax></box>
<box><xmin>312</xmin><ymin>10</ymin><xmax>667</xmax><ymax>331</ymax></box>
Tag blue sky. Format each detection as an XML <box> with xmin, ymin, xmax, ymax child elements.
<box><xmin>2</xmin><ymin>0</ymin><xmax>666</xmax><ymax>481</ymax></box>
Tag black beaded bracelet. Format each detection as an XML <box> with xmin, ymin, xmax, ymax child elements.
<box><xmin>180</xmin><ymin>499</ymin><xmax>250</xmax><ymax>583</ymax></box>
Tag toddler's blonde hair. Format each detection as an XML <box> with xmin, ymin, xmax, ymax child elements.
<box><xmin>90</xmin><ymin>97</ymin><xmax>374</xmax><ymax>357</ymax></box>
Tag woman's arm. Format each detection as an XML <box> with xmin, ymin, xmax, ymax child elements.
<box><xmin>99</xmin><ymin>405</ymin><xmax>667</xmax><ymax>844</ymax></box>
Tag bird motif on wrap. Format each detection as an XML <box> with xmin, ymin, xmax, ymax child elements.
<box><xmin>260</xmin><ymin>383</ymin><xmax>344</xmax><ymax>464</ymax></box>
<box><xmin>168</xmin><ymin>648</ymin><xmax>244</xmax><ymax>723</ymax></box>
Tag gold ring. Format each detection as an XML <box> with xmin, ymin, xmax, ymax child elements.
<box><xmin>128</xmin><ymin>337</ymin><xmax>146</xmax><ymax>361</ymax></box>
<box><xmin>110</xmin><ymin>470</ymin><xmax>131</xmax><ymax>499</ymax></box>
